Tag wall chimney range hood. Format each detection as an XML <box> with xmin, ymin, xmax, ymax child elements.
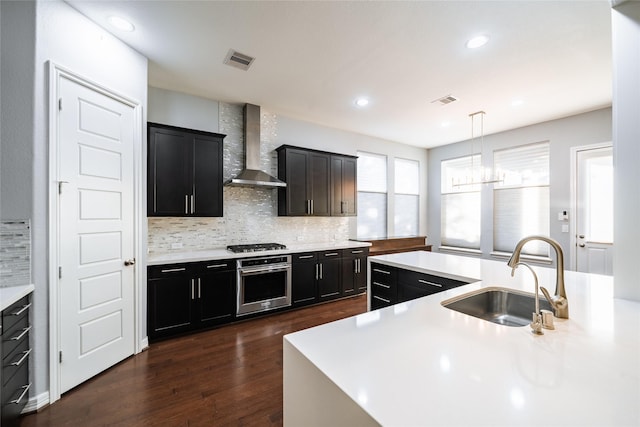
<box><xmin>225</xmin><ymin>103</ymin><xmax>286</xmax><ymax>188</ymax></box>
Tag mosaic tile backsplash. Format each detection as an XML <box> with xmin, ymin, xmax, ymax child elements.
<box><xmin>0</xmin><ymin>220</ymin><xmax>31</xmax><ymax>287</ymax></box>
<box><xmin>148</xmin><ymin>102</ymin><xmax>350</xmax><ymax>253</ymax></box>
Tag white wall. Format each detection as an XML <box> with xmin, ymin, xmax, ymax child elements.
<box><xmin>427</xmin><ymin>108</ymin><xmax>612</xmax><ymax>264</ymax></box>
<box><xmin>0</xmin><ymin>0</ymin><xmax>148</xmax><ymax>405</ymax></box>
<box><xmin>612</xmin><ymin>2</ymin><xmax>640</xmax><ymax>301</ymax></box>
<box><xmin>148</xmin><ymin>86</ymin><xmax>220</xmax><ymax>133</ymax></box>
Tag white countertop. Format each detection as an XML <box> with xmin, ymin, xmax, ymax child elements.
<box><xmin>1</xmin><ymin>284</ymin><xmax>35</xmax><ymax>312</ymax></box>
<box><xmin>147</xmin><ymin>241</ymin><xmax>371</xmax><ymax>266</ymax></box>
<box><xmin>284</xmin><ymin>251</ymin><xmax>640</xmax><ymax>426</ymax></box>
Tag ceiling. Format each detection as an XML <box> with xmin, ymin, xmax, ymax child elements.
<box><xmin>66</xmin><ymin>1</ymin><xmax>612</xmax><ymax>148</ymax></box>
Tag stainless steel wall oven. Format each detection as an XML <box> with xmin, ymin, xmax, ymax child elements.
<box><xmin>236</xmin><ymin>254</ymin><xmax>292</xmax><ymax>316</ymax></box>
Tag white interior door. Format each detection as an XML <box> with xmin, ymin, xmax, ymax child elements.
<box><xmin>57</xmin><ymin>75</ymin><xmax>135</xmax><ymax>393</ymax></box>
<box><xmin>575</xmin><ymin>145</ymin><xmax>613</xmax><ymax>275</ymax></box>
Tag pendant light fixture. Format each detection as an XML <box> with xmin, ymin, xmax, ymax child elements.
<box><xmin>452</xmin><ymin>110</ymin><xmax>504</xmax><ymax>188</ymax></box>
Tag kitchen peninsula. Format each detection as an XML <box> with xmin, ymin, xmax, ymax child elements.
<box><xmin>283</xmin><ymin>251</ymin><xmax>640</xmax><ymax>426</ymax></box>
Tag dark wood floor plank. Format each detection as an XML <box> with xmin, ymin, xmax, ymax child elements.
<box><xmin>19</xmin><ymin>295</ymin><xmax>367</xmax><ymax>427</ymax></box>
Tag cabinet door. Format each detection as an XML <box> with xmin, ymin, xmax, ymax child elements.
<box><xmin>318</xmin><ymin>251</ymin><xmax>342</xmax><ymax>301</ymax></box>
<box><xmin>331</xmin><ymin>156</ymin><xmax>357</xmax><ymax>216</ymax></box>
<box><xmin>341</xmin><ymin>256</ymin><xmax>358</xmax><ymax>296</ymax></box>
<box><xmin>148</xmin><ymin>272</ymin><xmax>194</xmax><ymax>339</ymax></box>
<box><xmin>355</xmin><ymin>252</ymin><xmax>368</xmax><ymax>293</ymax></box>
<box><xmin>309</xmin><ymin>152</ymin><xmax>331</xmax><ymax>216</ymax></box>
<box><xmin>148</xmin><ymin>126</ymin><xmax>191</xmax><ymax>216</ymax></box>
<box><xmin>193</xmin><ymin>135</ymin><xmax>223</xmax><ymax>216</ymax></box>
<box><xmin>291</xmin><ymin>253</ymin><xmax>318</xmax><ymax>306</ymax></box>
<box><xmin>197</xmin><ymin>262</ymin><xmax>235</xmax><ymax>326</ymax></box>
<box><xmin>281</xmin><ymin>149</ymin><xmax>310</xmax><ymax>216</ymax></box>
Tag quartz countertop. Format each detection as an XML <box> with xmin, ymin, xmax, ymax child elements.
<box><xmin>147</xmin><ymin>241</ymin><xmax>371</xmax><ymax>266</ymax></box>
<box><xmin>284</xmin><ymin>251</ymin><xmax>640</xmax><ymax>426</ymax></box>
<box><xmin>1</xmin><ymin>284</ymin><xmax>35</xmax><ymax>312</ymax></box>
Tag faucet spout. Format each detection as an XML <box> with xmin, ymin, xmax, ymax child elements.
<box><xmin>507</xmin><ymin>235</ymin><xmax>568</xmax><ymax>319</ymax></box>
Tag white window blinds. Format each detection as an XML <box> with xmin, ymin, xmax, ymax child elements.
<box><xmin>441</xmin><ymin>155</ymin><xmax>481</xmax><ymax>249</ymax></box>
<box><xmin>357</xmin><ymin>152</ymin><xmax>387</xmax><ymax>238</ymax></box>
<box><xmin>493</xmin><ymin>142</ymin><xmax>550</xmax><ymax>256</ymax></box>
<box><xmin>394</xmin><ymin>158</ymin><xmax>419</xmax><ymax>237</ymax></box>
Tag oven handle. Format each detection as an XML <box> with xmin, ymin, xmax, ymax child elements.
<box><xmin>238</xmin><ymin>265</ymin><xmax>291</xmax><ymax>276</ymax></box>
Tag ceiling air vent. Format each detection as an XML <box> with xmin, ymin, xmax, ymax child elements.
<box><xmin>224</xmin><ymin>49</ymin><xmax>255</xmax><ymax>71</ymax></box>
<box><xmin>431</xmin><ymin>95</ymin><xmax>458</xmax><ymax>106</ymax></box>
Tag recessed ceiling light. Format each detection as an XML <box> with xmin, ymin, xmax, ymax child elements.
<box><xmin>511</xmin><ymin>99</ymin><xmax>524</xmax><ymax>107</ymax></box>
<box><xmin>466</xmin><ymin>35</ymin><xmax>489</xmax><ymax>49</ymax></box>
<box><xmin>355</xmin><ymin>97</ymin><xmax>369</xmax><ymax>107</ymax></box>
<box><xmin>441</xmin><ymin>121</ymin><xmax>451</xmax><ymax>128</ymax></box>
<box><xmin>108</xmin><ymin>16</ymin><xmax>135</xmax><ymax>32</ymax></box>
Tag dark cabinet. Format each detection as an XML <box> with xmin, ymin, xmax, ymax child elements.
<box><xmin>147</xmin><ymin>260</ymin><xmax>235</xmax><ymax>340</ymax></box>
<box><xmin>317</xmin><ymin>251</ymin><xmax>342</xmax><ymax>301</ymax></box>
<box><xmin>291</xmin><ymin>250</ymin><xmax>356</xmax><ymax>306</ymax></box>
<box><xmin>342</xmin><ymin>248</ymin><xmax>369</xmax><ymax>296</ymax></box>
<box><xmin>2</xmin><ymin>295</ymin><xmax>31</xmax><ymax>427</ymax></box>
<box><xmin>277</xmin><ymin>146</ymin><xmax>357</xmax><ymax>217</ymax></box>
<box><xmin>148</xmin><ymin>122</ymin><xmax>225</xmax><ymax>217</ymax></box>
<box><xmin>291</xmin><ymin>252</ymin><xmax>319</xmax><ymax>306</ymax></box>
<box><xmin>331</xmin><ymin>156</ymin><xmax>357</xmax><ymax>216</ymax></box>
<box><xmin>370</xmin><ymin>263</ymin><xmax>398</xmax><ymax>310</ymax></box>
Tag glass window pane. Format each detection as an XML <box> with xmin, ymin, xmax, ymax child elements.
<box><xmin>494</xmin><ymin>142</ymin><xmax>549</xmax><ymax>187</ymax></box>
<box><xmin>357</xmin><ymin>152</ymin><xmax>387</xmax><ymax>192</ymax></box>
<box><xmin>357</xmin><ymin>192</ymin><xmax>387</xmax><ymax>239</ymax></box>
<box><xmin>441</xmin><ymin>192</ymin><xmax>481</xmax><ymax>249</ymax></box>
<box><xmin>394</xmin><ymin>194</ymin><xmax>418</xmax><ymax>237</ymax></box>
<box><xmin>586</xmin><ymin>156</ymin><xmax>613</xmax><ymax>243</ymax></box>
<box><xmin>395</xmin><ymin>158</ymin><xmax>419</xmax><ymax>195</ymax></box>
<box><xmin>441</xmin><ymin>155</ymin><xmax>482</xmax><ymax>193</ymax></box>
<box><xmin>494</xmin><ymin>187</ymin><xmax>550</xmax><ymax>255</ymax></box>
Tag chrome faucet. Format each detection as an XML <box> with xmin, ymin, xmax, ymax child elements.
<box><xmin>507</xmin><ymin>235</ymin><xmax>569</xmax><ymax>319</ymax></box>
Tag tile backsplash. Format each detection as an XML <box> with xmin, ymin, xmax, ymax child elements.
<box><xmin>147</xmin><ymin>102</ymin><xmax>350</xmax><ymax>253</ymax></box>
<box><xmin>0</xmin><ymin>220</ymin><xmax>31</xmax><ymax>287</ymax></box>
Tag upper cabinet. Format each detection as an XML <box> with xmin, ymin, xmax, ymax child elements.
<box><xmin>148</xmin><ymin>123</ymin><xmax>225</xmax><ymax>217</ymax></box>
<box><xmin>277</xmin><ymin>145</ymin><xmax>357</xmax><ymax>217</ymax></box>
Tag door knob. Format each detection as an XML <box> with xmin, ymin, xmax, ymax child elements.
<box><xmin>579</xmin><ymin>244</ymin><xmax>585</xmax><ymax>248</ymax></box>
<box><xmin>579</xmin><ymin>235</ymin><xmax>585</xmax><ymax>239</ymax></box>
<box><xmin>124</xmin><ymin>258</ymin><xmax>136</xmax><ymax>266</ymax></box>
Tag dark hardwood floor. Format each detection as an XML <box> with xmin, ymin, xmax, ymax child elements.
<box><xmin>19</xmin><ymin>295</ymin><xmax>367</xmax><ymax>427</ymax></box>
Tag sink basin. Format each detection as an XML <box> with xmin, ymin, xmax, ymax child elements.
<box><xmin>441</xmin><ymin>287</ymin><xmax>553</xmax><ymax>327</ymax></box>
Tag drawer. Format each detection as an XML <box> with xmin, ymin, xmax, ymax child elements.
<box><xmin>148</xmin><ymin>264</ymin><xmax>192</xmax><ymax>279</ymax></box>
<box><xmin>371</xmin><ymin>294</ymin><xmax>393</xmax><ymax>310</ymax></box>
<box><xmin>398</xmin><ymin>269</ymin><xmax>468</xmax><ymax>291</ymax></box>
<box><xmin>2</xmin><ymin>315</ymin><xmax>29</xmax><ymax>362</ymax></box>
<box><xmin>344</xmin><ymin>248</ymin><xmax>368</xmax><ymax>257</ymax></box>
<box><xmin>2</xmin><ymin>296</ymin><xmax>30</xmax><ymax>333</ymax></box>
<box><xmin>3</xmin><ymin>336</ymin><xmax>30</xmax><ymax>386</ymax></box>
<box><xmin>319</xmin><ymin>250</ymin><xmax>343</xmax><ymax>259</ymax></box>
<box><xmin>371</xmin><ymin>264</ymin><xmax>396</xmax><ymax>284</ymax></box>
<box><xmin>2</xmin><ymin>361</ymin><xmax>29</xmax><ymax>417</ymax></box>
<box><xmin>370</xmin><ymin>279</ymin><xmax>394</xmax><ymax>299</ymax></box>
<box><xmin>292</xmin><ymin>252</ymin><xmax>317</xmax><ymax>263</ymax></box>
<box><xmin>195</xmin><ymin>259</ymin><xmax>235</xmax><ymax>273</ymax></box>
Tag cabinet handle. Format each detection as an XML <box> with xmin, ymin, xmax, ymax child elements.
<box><xmin>191</xmin><ymin>194</ymin><xmax>195</xmax><ymax>214</ymax></box>
<box><xmin>306</xmin><ymin>200</ymin><xmax>311</xmax><ymax>214</ymax></box>
<box><xmin>373</xmin><ymin>295</ymin><xmax>391</xmax><ymax>304</ymax></box>
<box><xmin>10</xmin><ymin>384</ymin><xmax>30</xmax><ymax>405</ymax></box>
<box><xmin>373</xmin><ymin>281</ymin><xmax>390</xmax><ymax>289</ymax></box>
<box><xmin>198</xmin><ymin>278</ymin><xmax>201</xmax><ymax>299</ymax></box>
<box><xmin>373</xmin><ymin>268</ymin><xmax>391</xmax><ymax>275</ymax></box>
<box><xmin>418</xmin><ymin>279</ymin><xmax>442</xmax><ymax>288</ymax></box>
<box><xmin>160</xmin><ymin>267</ymin><xmax>186</xmax><ymax>273</ymax></box>
<box><xmin>325</xmin><ymin>252</ymin><xmax>339</xmax><ymax>257</ymax></box>
<box><xmin>315</xmin><ymin>263</ymin><xmax>319</xmax><ymax>280</ymax></box>
<box><xmin>298</xmin><ymin>255</ymin><xmax>314</xmax><ymax>260</ymax></box>
<box><xmin>10</xmin><ymin>326</ymin><xmax>31</xmax><ymax>341</ymax></box>
<box><xmin>206</xmin><ymin>263</ymin><xmax>227</xmax><ymax>269</ymax></box>
<box><xmin>354</xmin><ymin>259</ymin><xmax>358</xmax><ymax>274</ymax></box>
<box><xmin>351</xmin><ymin>250</ymin><xmax>364</xmax><ymax>254</ymax></box>
<box><xmin>319</xmin><ymin>263</ymin><xmax>323</xmax><ymax>280</ymax></box>
<box><xmin>10</xmin><ymin>303</ymin><xmax>31</xmax><ymax>317</ymax></box>
<box><xmin>191</xmin><ymin>279</ymin><xmax>195</xmax><ymax>300</ymax></box>
<box><xmin>10</xmin><ymin>349</ymin><xmax>31</xmax><ymax>367</ymax></box>
<box><xmin>185</xmin><ymin>195</ymin><xmax>189</xmax><ymax>214</ymax></box>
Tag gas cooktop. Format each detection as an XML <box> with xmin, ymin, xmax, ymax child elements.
<box><xmin>226</xmin><ymin>243</ymin><xmax>287</xmax><ymax>253</ymax></box>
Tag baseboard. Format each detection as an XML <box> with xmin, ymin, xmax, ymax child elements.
<box><xmin>140</xmin><ymin>336</ymin><xmax>149</xmax><ymax>352</ymax></box>
<box><xmin>23</xmin><ymin>390</ymin><xmax>50</xmax><ymax>413</ymax></box>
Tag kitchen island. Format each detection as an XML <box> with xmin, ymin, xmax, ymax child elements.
<box><xmin>283</xmin><ymin>251</ymin><xmax>640</xmax><ymax>426</ymax></box>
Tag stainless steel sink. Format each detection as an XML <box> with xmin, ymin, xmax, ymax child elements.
<box><xmin>441</xmin><ymin>287</ymin><xmax>553</xmax><ymax>327</ymax></box>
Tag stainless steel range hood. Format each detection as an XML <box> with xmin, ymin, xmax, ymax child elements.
<box><xmin>225</xmin><ymin>103</ymin><xmax>286</xmax><ymax>188</ymax></box>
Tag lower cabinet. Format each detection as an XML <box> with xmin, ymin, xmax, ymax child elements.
<box><xmin>148</xmin><ymin>260</ymin><xmax>235</xmax><ymax>340</ymax></box>
<box><xmin>342</xmin><ymin>248</ymin><xmax>369</xmax><ymax>296</ymax></box>
<box><xmin>291</xmin><ymin>250</ymin><xmax>346</xmax><ymax>306</ymax></box>
<box><xmin>2</xmin><ymin>295</ymin><xmax>31</xmax><ymax>427</ymax></box>
<box><xmin>369</xmin><ymin>262</ymin><xmax>467</xmax><ymax>310</ymax></box>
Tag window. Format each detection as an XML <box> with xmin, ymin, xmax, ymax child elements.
<box><xmin>394</xmin><ymin>158</ymin><xmax>419</xmax><ymax>237</ymax></box>
<box><xmin>357</xmin><ymin>152</ymin><xmax>387</xmax><ymax>238</ymax></box>
<box><xmin>440</xmin><ymin>155</ymin><xmax>481</xmax><ymax>249</ymax></box>
<box><xmin>493</xmin><ymin>142</ymin><xmax>550</xmax><ymax>256</ymax></box>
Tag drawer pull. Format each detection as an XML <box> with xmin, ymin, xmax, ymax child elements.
<box><xmin>298</xmin><ymin>255</ymin><xmax>314</xmax><ymax>259</ymax></box>
<box><xmin>418</xmin><ymin>279</ymin><xmax>442</xmax><ymax>288</ymax></box>
<box><xmin>324</xmin><ymin>252</ymin><xmax>339</xmax><ymax>257</ymax></box>
<box><xmin>10</xmin><ymin>384</ymin><xmax>31</xmax><ymax>405</ymax></box>
<box><xmin>351</xmin><ymin>250</ymin><xmax>364</xmax><ymax>254</ymax></box>
<box><xmin>373</xmin><ymin>295</ymin><xmax>391</xmax><ymax>303</ymax></box>
<box><xmin>11</xmin><ymin>303</ymin><xmax>31</xmax><ymax>317</ymax></box>
<box><xmin>373</xmin><ymin>268</ymin><xmax>391</xmax><ymax>275</ymax></box>
<box><xmin>10</xmin><ymin>326</ymin><xmax>31</xmax><ymax>341</ymax></box>
<box><xmin>373</xmin><ymin>281</ymin><xmax>391</xmax><ymax>289</ymax></box>
<box><xmin>10</xmin><ymin>349</ymin><xmax>31</xmax><ymax>367</ymax></box>
<box><xmin>160</xmin><ymin>267</ymin><xmax>186</xmax><ymax>273</ymax></box>
<box><xmin>206</xmin><ymin>263</ymin><xmax>227</xmax><ymax>269</ymax></box>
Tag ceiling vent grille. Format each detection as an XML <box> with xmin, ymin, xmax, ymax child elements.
<box><xmin>224</xmin><ymin>49</ymin><xmax>255</xmax><ymax>71</ymax></box>
<box><xmin>431</xmin><ymin>95</ymin><xmax>458</xmax><ymax>106</ymax></box>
